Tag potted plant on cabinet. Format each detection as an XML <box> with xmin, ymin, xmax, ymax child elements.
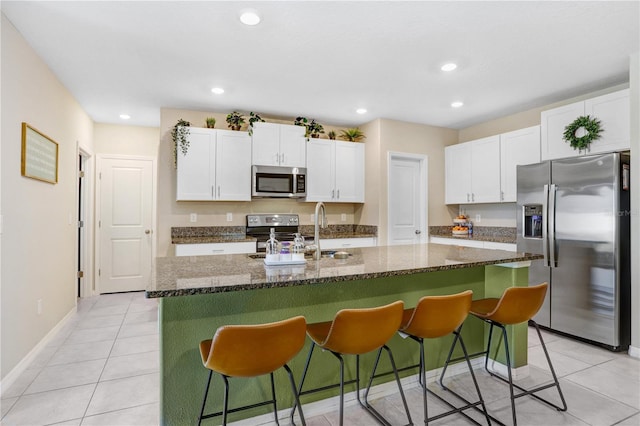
<box><xmin>248</xmin><ymin>112</ymin><xmax>265</xmax><ymax>136</ymax></box>
<box><xmin>339</xmin><ymin>127</ymin><xmax>366</xmax><ymax>142</ymax></box>
<box><xmin>172</xmin><ymin>118</ymin><xmax>191</xmax><ymax>168</ymax></box>
<box><xmin>327</xmin><ymin>130</ymin><xmax>336</xmax><ymax>140</ymax></box>
<box><xmin>226</xmin><ymin>111</ymin><xmax>245</xmax><ymax>130</ymax></box>
<box><xmin>205</xmin><ymin>117</ymin><xmax>216</xmax><ymax>128</ymax></box>
<box><xmin>307</xmin><ymin>119</ymin><xmax>324</xmax><ymax>138</ymax></box>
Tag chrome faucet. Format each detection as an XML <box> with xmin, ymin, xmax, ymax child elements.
<box><xmin>313</xmin><ymin>202</ymin><xmax>327</xmax><ymax>260</ymax></box>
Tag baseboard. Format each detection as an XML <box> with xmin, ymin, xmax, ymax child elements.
<box><xmin>229</xmin><ymin>357</ymin><xmax>484</xmax><ymax>425</ymax></box>
<box><xmin>0</xmin><ymin>306</ymin><xmax>76</xmax><ymax>397</ymax></box>
<box><xmin>628</xmin><ymin>345</ymin><xmax>640</xmax><ymax>359</ymax></box>
<box><xmin>486</xmin><ymin>358</ymin><xmax>530</xmax><ymax>380</ymax></box>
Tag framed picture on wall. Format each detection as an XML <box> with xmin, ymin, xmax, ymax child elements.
<box><xmin>21</xmin><ymin>122</ymin><xmax>59</xmax><ymax>184</ymax></box>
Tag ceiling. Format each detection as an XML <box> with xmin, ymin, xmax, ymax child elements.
<box><xmin>2</xmin><ymin>1</ymin><xmax>638</xmax><ymax>130</ymax></box>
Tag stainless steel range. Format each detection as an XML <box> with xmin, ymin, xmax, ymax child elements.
<box><xmin>246</xmin><ymin>214</ymin><xmax>300</xmax><ymax>252</ymax></box>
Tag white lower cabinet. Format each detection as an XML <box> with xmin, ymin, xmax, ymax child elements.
<box><xmin>176</xmin><ymin>128</ymin><xmax>251</xmax><ymax>201</ymax></box>
<box><xmin>541</xmin><ymin>88</ymin><xmax>630</xmax><ymax>160</ymax></box>
<box><xmin>306</xmin><ymin>140</ymin><xmax>365</xmax><ymax>203</ymax></box>
<box><xmin>430</xmin><ymin>236</ymin><xmax>516</xmax><ymax>252</ymax></box>
<box><xmin>321</xmin><ymin>237</ymin><xmax>377</xmax><ymax>249</ymax></box>
<box><xmin>175</xmin><ymin>241</ymin><xmax>256</xmax><ymax>256</ymax></box>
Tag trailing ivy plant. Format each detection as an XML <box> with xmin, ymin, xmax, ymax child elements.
<box><xmin>172</xmin><ymin>118</ymin><xmax>191</xmax><ymax>168</ymax></box>
<box><xmin>248</xmin><ymin>112</ymin><xmax>265</xmax><ymax>136</ymax></box>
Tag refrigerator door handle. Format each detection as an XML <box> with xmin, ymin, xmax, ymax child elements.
<box><xmin>549</xmin><ymin>183</ymin><xmax>557</xmax><ymax>267</ymax></box>
<box><xmin>542</xmin><ymin>184</ymin><xmax>549</xmax><ymax>266</ymax></box>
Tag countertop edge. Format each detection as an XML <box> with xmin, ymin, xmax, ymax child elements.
<box><xmin>145</xmin><ymin>253</ymin><xmax>540</xmax><ymax>298</ymax></box>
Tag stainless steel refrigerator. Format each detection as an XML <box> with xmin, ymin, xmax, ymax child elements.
<box><xmin>516</xmin><ymin>152</ymin><xmax>630</xmax><ymax>351</ymax></box>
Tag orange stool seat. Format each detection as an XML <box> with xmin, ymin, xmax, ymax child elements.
<box><xmin>461</xmin><ymin>283</ymin><xmax>567</xmax><ymax>426</ymax></box>
<box><xmin>198</xmin><ymin>316</ymin><xmax>307</xmax><ymax>425</ymax></box>
<box><xmin>291</xmin><ymin>301</ymin><xmax>412</xmax><ymax>426</ymax></box>
<box><xmin>397</xmin><ymin>290</ymin><xmax>491</xmax><ymax>425</ymax></box>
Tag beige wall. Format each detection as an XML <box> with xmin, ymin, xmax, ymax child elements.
<box><xmin>357</xmin><ymin>118</ymin><xmax>459</xmax><ymax>245</ymax></box>
<box><xmin>94</xmin><ymin>123</ymin><xmax>159</xmax><ymax>157</ymax></box>
<box><xmin>1</xmin><ymin>15</ymin><xmax>94</xmax><ymax>379</ymax></box>
<box><xmin>157</xmin><ymin>108</ymin><xmax>359</xmax><ymax>257</ymax></box>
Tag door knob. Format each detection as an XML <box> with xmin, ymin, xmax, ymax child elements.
<box><xmin>145</xmin><ymin>229</ymin><xmax>152</xmax><ymax>234</ymax></box>
<box><xmin>415</xmin><ymin>230</ymin><xmax>421</xmax><ymax>235</ymax></box>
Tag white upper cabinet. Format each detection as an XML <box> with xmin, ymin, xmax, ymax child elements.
<box><xmin>500</xmin><ymin>125</ymin><xmax>541</xmax><ymax>202</ymax></box>
<box><xmin>445</xmin><ymin>136</ymin><xmax>500</xmax><ymax>204</ymax></box>
<box><xmin>445</xmin><ymin>142</ymin><xmax>472</xmax><ymax>204</ymax></box>
<box><xmin>541</xmin><ymin>89</ymin><xmax>630</xmax><ymax>160</ymax></box>
<box><xmin>251</xmin><ymin>122</ymin><xmax>306</xmax><ymax>167</ymax></box>
<box><xmin>176</xmin><ymin>128</ymin><xmax>251</xmax><ymax>201</ymax></box>
<box><xmin>306</xmin><ymin>140</ymin><xmax>364</xmax><ymax>203</ymax></box>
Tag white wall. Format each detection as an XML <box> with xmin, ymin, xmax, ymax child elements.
<box><xmin>630</xmin><ymin>52</ymin><xmax>639</xmax><ymax>356</ymax></box>
<box><xmin>1</xmin><ymin>14</ymin><xmax>94</xmax><ymax>380</ymax></box>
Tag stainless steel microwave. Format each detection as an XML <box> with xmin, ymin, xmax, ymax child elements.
<box><xmin>252</xmin><ymin>165</ymin><xmax>307</xmax><ymax>198</ymax></box>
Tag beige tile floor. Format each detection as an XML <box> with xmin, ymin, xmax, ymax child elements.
<box><xmin>1</xmin><ymin>291</ymin><xmax>639</xmax><ymax>425</ymax></box>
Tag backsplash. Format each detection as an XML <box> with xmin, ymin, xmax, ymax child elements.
<box><xmin>171</xmin><ymin>226</ymin><xmax>245</xmax><ymax>239</ymax></box>
<box><xmin>430</xmin><ymin>226</ymin><xmax>516</xmax><ymax>241</ymax></box>
<box><xmin>298</xmin><ymin>224</ymin><xmax>378</xmax><ymax>238</ymax></box>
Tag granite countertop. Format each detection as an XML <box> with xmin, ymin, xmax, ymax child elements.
<box><xmin>147</xmin><ymin>243</ymin><xmax>541</xmax><ymax>298</ymax></box>
<box><xmin>429</xmin><ymin>226</ymin><xmax>517</xmax><ymax>244</ymax></box>
<box><xmin>172</xmin><ymin>225</ymin><xmax>377</xmax><ymax>244</ymax></box>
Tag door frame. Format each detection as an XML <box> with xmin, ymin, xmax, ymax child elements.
<box><xmin>387</xmin><ymin>151</ymin><xmax>428</xmax><ymax>245</ymax></box>
<box><xmin>77</xmin><ymin>146</ymin><xmax>95</xmax><ymax>298</ymax></box>
<box><xmin>95</xmin><ymin>154</ymin><xmax>157</xmax><ymax>294</ymax></box>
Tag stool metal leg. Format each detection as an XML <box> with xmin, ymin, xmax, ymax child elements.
<box><xmin>430</xmin><ymin>327</ymin><xmax>491</xmax><ymax>426</ymax></box>
<box><xmin>284</xmin><ymin>364</ymin><xmax>307</xmax><ymax>426</ymax></box>
<box><xmin>269</xmin><ymin>372</ymin><xmax>279</xmax><ymax>425</ymax></box>
<box><xmin>482</xmin><ymin>321</ymin><xmax>567</xmax><ymax>426</ymax></box>
<box><xmin>222</xmin><ymin>375</ymin><xmax>230</xmax><ymax>425</ymax></box>
<box><xmin>198</xmin><ymin>370</ymin><xmax>213</xmax><ymax>426</ymax></box>
<box><xmin>361</xmin><ymin>345</ymin><xmax>413</xmax><ymax>426</ymax></box>
<box><xmin>290</xmin><ymin>343</ymin><xmax>316</xmax><ymax>425</ymax></box>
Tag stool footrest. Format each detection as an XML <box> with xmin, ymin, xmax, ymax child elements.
<box><xmin>200</xmin><ymin>399</ymin><xmax>275</xmax><ymax>420</ymax></box>
<box><xmin>297</xmin><ymin>378</ymin><xmax>358</xmax><ymax>397</ymax></box>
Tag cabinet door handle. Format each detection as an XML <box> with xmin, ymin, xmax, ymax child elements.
<box><xmin>217</xmin><ymin>186</ymin><xmax>220</xmax><ymax>197</ymax></box>
<box><xmin>467</xmin><ymin>193</ymin><xmax>470</xmax><ymax>202</ymax></box>
<box><xmin>212</xmin><ymin>186</ymin><xmax>214</xmax><ymax>198</ymax></box>
<box><xmin>280</xmin><ymin>153</ymin><xmax>284</xmax><ymax>164</ymax></box>
<box><xmin>501</xmin><ymin>191</ymin><xmax>504</xmax><ymax>201</ymax></box>
<box><xmin>211</xmin><ymin>249</ymin><xmax>225</xmax><ymax>254</ymax></box>
<box><xmin>275</xmin><ymin>153</ymin><xmax>279</xmax><ymax>164</ymax></box>
<box><xmin>337</xmin><ymin>189</ymin><xmax>340</xmax><ymax>199</ymax></box>
<box><xmin>331</xmin><ymin>189</ymin><xmax>335</xmax><ymax>199</ymax></box>
<box><xmin>471</xmin><ymin>193</ymin><xmax>475</xmax><ymax>202</ymax></box>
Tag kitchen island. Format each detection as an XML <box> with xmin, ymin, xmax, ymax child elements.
<box><xmin>148</xmin><ymin>243</ymin><xmax>541</xmax><ymax>425</ymax></box>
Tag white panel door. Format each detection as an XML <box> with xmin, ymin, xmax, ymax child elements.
<box><xmin>176</xmin><ymin>128</ymin><xmax>214</xmax><ymax>200</ymax></box>
<box><xmin>251</xmin><ymin>122</ymin><xmax>280</xmax><ymax>166</ymax></box>
<box><xmin>98</xmin><ymin>157</ymin><xmax>153</xmax><ymax>293</ymax></box>
<box><xmin>470</xmin><ymin>135</ymin><xmax>501</xmax><ymax>203</ymax></box>
<box><xmin>445</xmin><ymin>142</ymin><xmax>472</xmax><ymax>204</ymax></box>
<box><xmin>585</xmin><ymin>89</ymin><xmax>630</xmax><ymax>154</ymax></box>
<box><xmin>388</xmin><ymin>153</ymin><xmax>427</xmax><ymax>245</ymax></box>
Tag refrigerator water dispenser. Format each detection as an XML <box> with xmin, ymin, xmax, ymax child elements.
<box><xmin>523</xmin><ymin>205</ymin><xmax>543</xmax><ymax>238</ymax></box>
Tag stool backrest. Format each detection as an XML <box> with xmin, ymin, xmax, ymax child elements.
<box><xmin>401</xmin><ymin>290</ymin><xmax>472</xmax><ymax>338</ymax></box>
<box><xmin>487</xmin><ymin>283</ymin><xmax>548</xmax><ymax>325</ymax></box>
<box><xmin>203</xmin><ymin>316</ymin><xmax>307</xmax><ymax>377</ymax></box>
<box><xmin>320</xmin><ymin>301</ymin><xmax>404</xmax><ymax>355</ymax></box>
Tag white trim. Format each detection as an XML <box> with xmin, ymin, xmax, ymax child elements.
<box><xmin>77</xmin><ymin>146</ymin><xmax>95</xmax><ymax>297</ymax></box>
<box><xmin>0</xmin><ymin>306</ymin><xmax>76</xmax><ymax>397</ymax></box>
<box><xmin>387</xmin><ymin>151</ymin><xmax>428</xmax><ymax>246</ymax></box>
<box><xmin>628</xmin><ymin>345</ymin><xmax>640</xmax><ymax>359</ymax></box>
<box><xmin>229</xmin><ymin>357</ymin><xmax>484</xmax><ymax>425</ymax></box>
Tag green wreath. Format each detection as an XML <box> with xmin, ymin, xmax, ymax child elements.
<box><xmin>563</xmin><ymin>115</ymin><xmax>603</xmax><ymax>151</ymax></box>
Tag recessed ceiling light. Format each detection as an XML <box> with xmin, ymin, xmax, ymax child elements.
<box><xmin>441</xmin><ymin>63</ymin><xmax>458</xmax><ymax>72</ymax></box>
<box><xmin>211</xmin><ymin>87</ymin><xmax>225</xmax><ymax>95</ymax></box>
<box><xmin>451</xmin><ymin>101</ymin><xmax>464</xmax><ymax>108</ymax></box>
<box><xmin>119</xmin><ymin>114</ymin><xmax>130</xmax><ymax>120</ymax></box>
<box><xmin>356</xmin><ymin>108</ymin><xmax>367</xmax><ymax>114</ymax></box>
<box><xmin>239</xmin><ymin>9</ymin><xmax>261</xmax><ymax>26</ymax></box>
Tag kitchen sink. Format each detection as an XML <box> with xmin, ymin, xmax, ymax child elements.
<box><xmin>247</xmin><ymin>250</ymin><xmax>351</xmax><ymax>260</ymax></box>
